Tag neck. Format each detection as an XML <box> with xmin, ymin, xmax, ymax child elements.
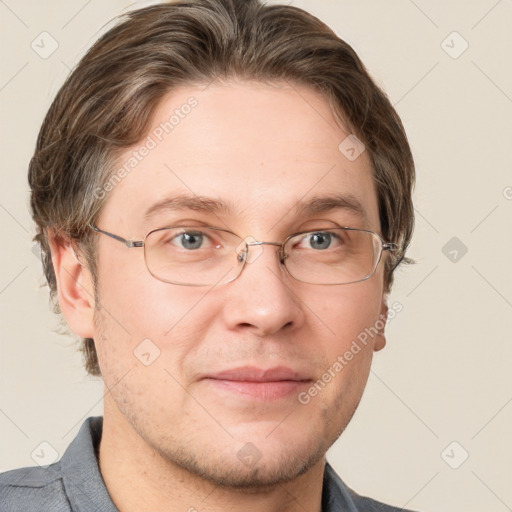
<box><xmin>98</xmin><ymin>396</ymin><xmax>325</xmax><ymax>512</ymax></box>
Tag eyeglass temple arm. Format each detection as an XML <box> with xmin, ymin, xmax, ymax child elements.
<box><xmin>383</xmin><ymin>242</ymin><xmax>398</xmax><ymax>252</ymax></box>
<box><xmin>384</xmin><ymin>242</ymin><xmax>406</xmax><ymax>273</ymax></box>
<box><xmin>89</xmin><ymin>224</ymin><xmax>144</xmax><ymax>248</ymax></box>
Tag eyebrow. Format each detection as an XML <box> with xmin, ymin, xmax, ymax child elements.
<box><xmin>143</xmin><ymin>192</ymin><xmax>368</xmax><ymax>225</ymax></box>
<box><xmin>292</xmin><ymin>193</ymin><xmax>368</xmax><ymax>223</ymax></box>
<box><xmin>143</xmin><ymin>194</ymin><xmax>234</xmax><ymax>222</ymax></box>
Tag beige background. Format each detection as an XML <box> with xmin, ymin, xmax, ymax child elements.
<box><xmin>1</xmin><ymin>1</ymin><xmax>511</xmax><ymax>511</ymax></box>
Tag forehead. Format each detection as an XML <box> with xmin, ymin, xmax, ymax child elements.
<box><xmin>98</xmin><ymin>81</ymin><xmax>380</xmax><ymax>235</ymax></box>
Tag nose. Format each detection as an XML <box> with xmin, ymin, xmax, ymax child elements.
<box><xmin>221</xmin><ymin>241</ymin><xmax>304</xmax><ymax>337</ymax></box>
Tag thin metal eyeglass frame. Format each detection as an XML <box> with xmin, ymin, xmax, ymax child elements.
<box><xmin>87</xmin><ymin>223</ymin><xmax>398</xmax><ymax>286</ymax></box>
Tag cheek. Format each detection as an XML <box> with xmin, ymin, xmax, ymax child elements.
<box><xmin>93</xmin><ymin>266</ymin><xmax>224</xmax><ymax>387</ymax></box>
<box><xmin>98</xmin><ymin>252</ymin><xmax>212</xmax><ymax>334</ymax></box>
<box><xmin>314</xmin><ymin>280</ymin><xmax>384</xmax><ymax>343</ymax></box>
<box><xmin>93</xmin><ymin>299</ymin><xmax>195</xmax><ymax>427</ymax></box>
<box><xmin>307</xmin><ymin>281</ymin><xmax>384</xmax><ymax>393</ymax></box>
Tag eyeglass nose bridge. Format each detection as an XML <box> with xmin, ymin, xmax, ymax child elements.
<box><xmin>238</xmin><ymin>239</ymin><xmax>288</xmax><ymax>265</ymax></box>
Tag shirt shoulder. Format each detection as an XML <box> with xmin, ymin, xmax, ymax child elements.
<box><xmin>0</xmin><ymin>417</ymin><xmax>117</xmax><ymax>512</ymax></box>
<box><xmin>323</xmin><ymin>462</ymin><xmax>419</xmax><ymax>512</ymax></box>
<box><xmin>0</xmin><ymin>462</ymin><xmax>71</xmax><ymax>511</ymax></box>
<box><xmin>347</xmin><ymin>490</ymin><xmax>418</xmax><ymax>512</ymax></box>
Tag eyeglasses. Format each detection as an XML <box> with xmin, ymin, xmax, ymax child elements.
<box><xmin>88</xmin><ymin>224</ymin><xmax>397</xmax><ymax>286</ymax></box>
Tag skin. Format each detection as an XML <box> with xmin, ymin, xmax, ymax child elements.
<box><xmin>49</xmin><ymin>80</ymin><xmax>390</xmax><ymax>512</ymax></box>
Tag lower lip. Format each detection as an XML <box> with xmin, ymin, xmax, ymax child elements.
<box><xmin>204</xmin><ymin>379</ymin><xmax>310</xmax><ymax>400</ymax></box>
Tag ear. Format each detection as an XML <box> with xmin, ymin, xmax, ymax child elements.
<box><xmin>373</xmin><ymin>298</ymin><xmax>388</xmax><ymax>352</ymax></box>
<box><xmin>47</xmin><ymin>228</ymin><xmax>96</xmax><ymax>339</ymax></box>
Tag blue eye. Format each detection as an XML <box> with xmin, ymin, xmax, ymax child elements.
<box><xmin>172</xmin><ymin>231</ymin><xmax>205</xmax><ymax>250</ymax></box>
<box><xmin>307</xmin><ymin>232</ymin><xmax>333</xmax><ymax>250</ymax></box>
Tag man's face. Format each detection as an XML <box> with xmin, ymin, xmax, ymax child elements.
<box><xmin>91</xmin><ymin>81</ymin><xmax>388</xmax><ymax>487</ymax></box>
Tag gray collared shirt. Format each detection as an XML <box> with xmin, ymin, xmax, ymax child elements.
<box><xmin>0</xmin><ymin>416</ymin><xmax>416</xmax><ymax>511</ymax></box>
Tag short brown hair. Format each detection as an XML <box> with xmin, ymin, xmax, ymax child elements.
<box><xmin>29</xmin><ymin>0</ymin><xmax>415</xmax><ymax>377</ymax></box>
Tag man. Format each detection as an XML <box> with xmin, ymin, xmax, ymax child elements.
<box><xmin>0</xmin><ymin>0</ymin><xmax>416</xmax><ymax>510</ymax></box>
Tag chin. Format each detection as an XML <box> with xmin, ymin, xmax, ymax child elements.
<box><xmin>151</xmin><ymin>424</ymin><xmax>328</xmax><ymax>489</ymax></box>
<box><xmin>173</xmin><ymin>441</ymin><xmax>326</xmax><ymax>489</ymax></box>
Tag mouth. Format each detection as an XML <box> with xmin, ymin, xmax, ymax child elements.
<box><xmin>201</xmin><ymin>366</ymin><xmax>313</xmax><ymax>401</ymax></box>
